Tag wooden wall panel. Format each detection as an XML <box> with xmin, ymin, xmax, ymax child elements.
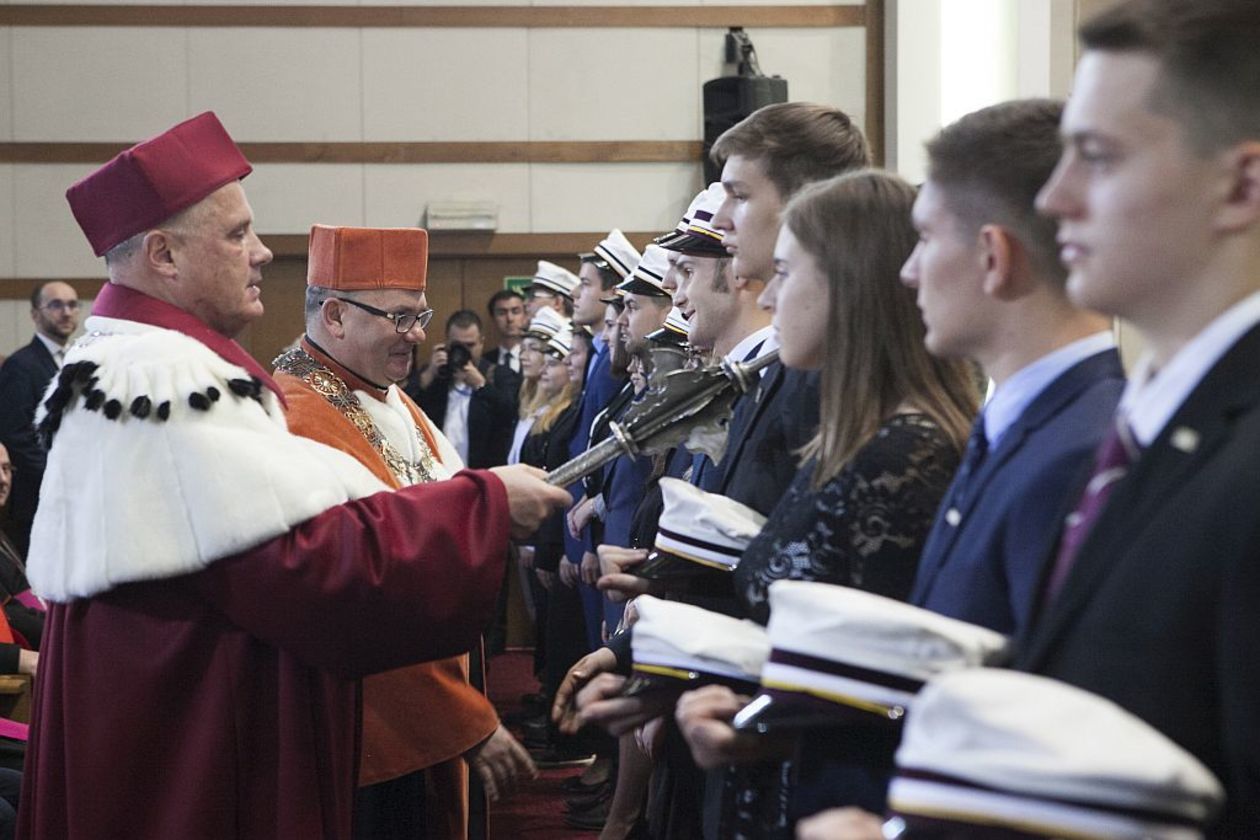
<box><xmin>0</xmin><ymin>5</ymin><xmax>865</xmax><ymax>28</ymax></box>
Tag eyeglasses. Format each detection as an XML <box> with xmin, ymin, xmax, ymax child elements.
<box><xmin>333</xmin><ymin>298</ymin><xmax>434</xmax><ymax>334</ymax></box>
<box><xmin>41</xmin><ymin>300</ymin><xmax>79</xmax><ymax>313</ymax></box>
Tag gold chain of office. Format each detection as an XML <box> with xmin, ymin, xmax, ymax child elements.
<box><xmin>274</xmin><ymin>346</ymin><xmax>438</xmax><ymax>486</ymax></box>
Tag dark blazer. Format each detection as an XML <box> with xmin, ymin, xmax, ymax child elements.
<box><xmin>520</xmin><ymin>402</ymin><xmax>581</xmax><ymax>573</ymax></box>
<box><xmin>911</xmin><ymin>349</ymin><xmax>1125</xmax><ymax>637</ymax></box>
<box><xmin>484</xmin><ymin>345</ymin><xmax>519</xmax><ymax>372</ymax></box>
<box><xmin>1014</xmin><ymin>325</ymin><xmax>1260</xmax><ymax>838</ymax></box>
<box><xmin>407</xmin><ymin>357</ymin><xmax>520</xmax><ymax>469</ymax></box>
<box><xmin>0</xmin><ymin>336</ymin><xmax>59</xmax><ymax>555</ymax></box>
<box><xmin>717</xmin><ymin>363</ymin><xmax>820</xmax><ymax>516</ymax></box>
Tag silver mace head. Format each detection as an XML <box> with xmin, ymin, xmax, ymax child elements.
<box><xmin>547</xmin><ymin>349</ymin><xmax>780</xmax><ymax>487</ymax></box>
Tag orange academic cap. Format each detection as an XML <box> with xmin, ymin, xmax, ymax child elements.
<box><xmin>306</xmin><ymin>225</ymin><xmax>429</xmax><ymax>291</ymax></box>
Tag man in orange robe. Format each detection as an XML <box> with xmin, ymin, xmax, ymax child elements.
<box><xmin>275</xmin><ymin>225</ymin><xmax>535</xmax><ymax>838</ymax></box>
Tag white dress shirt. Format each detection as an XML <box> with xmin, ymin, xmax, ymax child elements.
<box><xmin>442</xmin><ymin>382</ymin><xmax>474</xmax><ymax>465</ymax></box>
<box><xmin>35</xmin><ymin>331</ymin><xmax>67</xmax><ymax>368</ymax></box>
<box><xmin>498</xmin><ymin>344</ymin><xmax>521</xmax><ymax>373</ymax></box>
<box><xmin>1120</xmin><ymin>291</ymin><xmax>1260</xmax><ymax>446</ymax></box>
<box><xmin>982</xmin><ymin>331</ymin><xmax>1117</xmax><ymax>448</ymax></box>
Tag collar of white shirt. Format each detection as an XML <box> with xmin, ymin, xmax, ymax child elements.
<box><xmin>724</xmin><ymin>325</ymin><xmax>778</xmax><ymax>367</ymax></box>
<box><xmin>35</xmin><ymin>331</ymin><xmax>67</xmax><ymax>367</ymax></box>
<box><xmin>983</xmin><ymin>331</ymin><xmax>1116</xmax><ymax>448</ymax></box>
<box><xmin>1120</xmin><ymin>290</ymin><xmax>1260</xmax><ymax>446</ymax></box>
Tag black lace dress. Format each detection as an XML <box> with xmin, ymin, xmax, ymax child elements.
<box><xmin>735</xmin><ymin>412</ymin><xmax>960</xmax><ymax>625</ymax></box>
<box><xmin>725</xmin><ymin>412</ymin><xmax>961</xmax><ymax>839</ymax></box>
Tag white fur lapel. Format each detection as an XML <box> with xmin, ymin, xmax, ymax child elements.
<box><xmin>28</xmin><ymin>317</ymin><xmax>389</xmax><ymax>602</ymax></box>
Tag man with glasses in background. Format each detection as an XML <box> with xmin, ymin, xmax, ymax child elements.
<box><xmin>0</xmin><ymin>281</ymin><xmax>80</xmax><ymax>555</ymax></box>
<box><xmin>276</xmin><ymin>225</ymin><xmax>534</xmax><ymax>839</ymax></box>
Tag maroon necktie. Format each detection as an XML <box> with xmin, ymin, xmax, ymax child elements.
<box><xmin>1043</xmin><ymin>418</ymin><xmax>1140</xmax><ymax>603</ymax></box>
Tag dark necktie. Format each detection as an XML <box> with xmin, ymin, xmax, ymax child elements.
<box><xmin>941</xmin><ymin>416</ymin><xmax>989</xmax><ymax>528</ymax></box>
<box><xmin>1043</xmin><ymin>417</ymin><xmax>1139</xmax><ymax>603</ymax></box>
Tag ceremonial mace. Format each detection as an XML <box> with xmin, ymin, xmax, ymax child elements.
<box><xmin>546</xmin><ymin>349</ymin><xmax>780</xmax><ymax>488</ymax></box>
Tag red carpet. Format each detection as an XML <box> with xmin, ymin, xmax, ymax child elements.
<box><xmin>487</xmin><ymin>650</ymin><xmax>600</xmax><ymax>840</ymax></box>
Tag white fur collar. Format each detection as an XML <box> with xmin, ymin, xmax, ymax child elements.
<box><xmin>28</xmin><ymin>317</ymin><xmax>389</xmax><ymax>602</ymax></box>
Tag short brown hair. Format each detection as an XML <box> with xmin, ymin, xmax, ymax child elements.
<box><xmin>925</xmin><ymin>99</ymin><xmax>1066</xmax><ymax>283</ymax></box>
<box><xmin>710</xmin><ymin>103</ymin><xmax>871</xmax><ymax>201</ymax></box>
<box><xmin>1080</xmin><ymin>0</ymin><xmax>1260</xmax><ymax>153</ymax></box>
<box><xmin>784</xmin><ymin>171</ymin><xmax>978</xmax><ymax>488</ymax></box>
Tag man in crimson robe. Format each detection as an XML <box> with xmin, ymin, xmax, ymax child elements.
<box><xmin>17</xmin><ymin>112</ymin><xmax>569</xmax><ymax>840</ymax></box>
<box><xmin>275</xmin><ymin>224</ymin><xmax>535</xmax><ymax>838</ymax></box>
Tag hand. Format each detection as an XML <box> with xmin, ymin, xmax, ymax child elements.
<box><xmin>517</xmin><ymin>545</ymin><xmax>536</xmax><ymax>569</ymax></box>
<box><xmin>461</xmin><ymin>362</ymin><xmax>487</xmax><ymax>390</ymax></box>
<box><xmin>466</xmin><ymin>724</ymin><xmax>537</xmax><ymax>802</ymax></box>
<box><xmin>551</xmin><ymin>646</ymin><xmax>617</xmax><ymax>734</ymax></box>
<box><xmin>796</xmin><ymin>808</ymin><xmax>886</xmax><ymax>840</ymax></box>
<box><xmin>419</xmin><ymin>345</ymin><xmax>446</xmax><ymax>389</ymax></box>
<box><xmin>567</xmin><ymin>495</ymin><xmax>595</xmax><ymax>539</ymax></box>
<box><xmin>580</xmin><ymin>550</ymin><xmax>601</xmax><ymax>586</ymax></box>
<box><xmin>535</xmin><ymin>568</ymin><xmax>556</xmax><ymax>590</ymax></box>
<box><xmin>576</xmin><ymin>673</ymin><xmax>676</xmax><ymax>737</ymax></box>
<box><xmin>17</xmin><ymin>649</ymin><xmax>37</xmax><ymax>678</ymax></box>
<box><xmin>558</xmin><ymin>559</ymin><xmax>580</xmax><ymax>588</ymax></box>
<box><xmin>675</xmin><ymin>685</ymin><xmax>770</xmax><ymax>769</ymax></box>
<box><xmin>597</xmin><ymin>546</ymin><xmax>648</xmax><ymax>576</ymax></box>
<box><xmin>595</xmin><ymin>546</ymin><xmax>653</xmax><ymax>603</ymax></box>
<box><xmin>489</xmin><ymin>464</ymin><xmax>572</xmax><ymax>540</ymax></box>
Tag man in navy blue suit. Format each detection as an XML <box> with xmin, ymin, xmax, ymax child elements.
<box><xmin>0</xmin><ymin>281</ymin><xmax>79</xmax><ymax>556</ymax></box>
<box><xmin>900</xmin><ymin>99</ymin><xmax>1125</xmax><ymax>638</ymax></box>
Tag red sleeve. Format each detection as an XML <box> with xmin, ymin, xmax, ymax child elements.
<box><xmin>192</xmin><ymin>469</ymin><xmax>510</xmax><ymax>679</ymax></box>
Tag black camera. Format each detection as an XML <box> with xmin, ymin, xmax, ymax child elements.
<box><xmin>441</xmin><ymin>343</ymin><xmax>473</xmax><ymax>378</ymax></box>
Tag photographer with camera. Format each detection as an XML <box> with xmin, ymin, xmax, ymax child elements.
<box><xmin>408</xmin><ymin>309</ymin><xmax>521</xmax><ymax>470</ymax></box>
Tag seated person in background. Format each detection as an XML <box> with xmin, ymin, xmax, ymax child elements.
<box><xmin>0</xmin><ymin>444</ymin><xmax>42</xmax><ymax>673</ymax></box>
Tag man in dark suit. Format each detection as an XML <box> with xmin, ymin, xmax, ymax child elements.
<box><xmin>903</xmin><ymin>100</ymin><xmax>1125</xmax><ymax>639</ymax></box>
<box><xmin>0</xmin><ymin>281</ymin><xmax>79</xmax><ymax>555</ymax></box>
<box><xmin>1018</xmin><ymin>1</ymin><xmax>1260</xmax><ymax>836</ymax></box>
<box><xmin>484</xmin><ymin>289</ymin><xmax>526</xmax><ymax>374</ymax></box>
<box><xmin>700</xmin><ymin>102</ymin><xmax>873</xmax><ymax>514</ymax></box>
<box><xmin>408</xmin><ymin>309</ymin><xmax>520</xmax><ymax>470</ymax></box>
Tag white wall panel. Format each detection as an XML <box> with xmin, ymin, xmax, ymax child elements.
<box><xmin>363</xmin><ymin>29</ymin><xmax>529</xmax><ymax>141</ymax></box>
<box><xmin>13</xmin><ymin>164</ymin><xmax>106</xmax><ymax>278</ymax></box>
<box><xmin>364</xmin><ymin>163</ymin><xmax>532</xmax><ymax>232</ymax></box>
<box><xmin>0</xmin><ymin>166</ymin><xmax>14</xmax><ymax>277</ymax></box>
<box><xmin>530</xmin><ymin>162</ymin><xmax>701</xmax><ymax>233</ymax></box>
<box><xmin>12</xmin><ymin>28</ymin><xmax>188</xmax><ymax>141</ymax></box>
<box><xmin>699</xmin><ymin>27</ymin><xmax>866</xmax><ymax>124</ymax></box>
<box><xmin>246</xmin><ymin>163</ymin><xmax>366</xmax><ymax>233</ymax></box>
<box><xmin>188</xmin><ymin>28</ymin><xmax>362</xmax><ymax>141</ymax></box>
<box><xmin>0</xmin><ymin>302</ymin><xmax>28</xmax><ymax>359</ymax></box>
<box><xmin>528</xmin><ymin>29</ymin><xmax>700</xmax><ymax>141</ymax></box>
<box><xmin>0</xmin><ymin>30</ymin><xmax>12</xmax><ymax>139</ymax></box>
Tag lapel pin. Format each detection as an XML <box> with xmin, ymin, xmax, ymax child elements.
<box><xmin>945</xmin><ymin>508</ymin><xmax>961</xmax><ymax>527</ymax></box>
<box><xmin>1170</xmin><ymin>426</ymin><xmax>1200</xmax><ymax>454</ymax></box>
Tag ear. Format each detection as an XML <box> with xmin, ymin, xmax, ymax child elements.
<box><xmin>1216</xmin><ymin>141</ymin><xmax>1260</xmax><ymax>233</ymax></box>
<box><xmin>977</xmin><ymin>224</ymin><xmax>1026</xmax><ymax>301</ymax></box>
<box><xmin>321</xmin><ymin>298</ymin><xmax>348</xmax><ymax>340</ymax></box>
<box><xmin>144</xmin><ymin>230</ymin><xmax>179</xmax><ymax>279</ymax></box>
